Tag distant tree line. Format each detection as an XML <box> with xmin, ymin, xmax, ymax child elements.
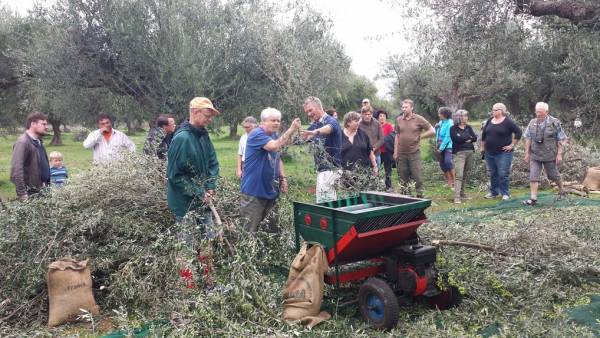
<box><xmin>385</xmin><ymin>0</ymin><xmax>600</xmax><ymax>135</ymax></box>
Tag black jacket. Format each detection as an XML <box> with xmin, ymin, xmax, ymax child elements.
<box><xmin>450</xmin><ymin>125</ymin><xmax>477</xmax><ymax>154</ymax></box>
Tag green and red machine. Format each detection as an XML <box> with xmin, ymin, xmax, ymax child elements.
<box><xmin>293</xmin><ymin>191</ymin><xmax>461</xmax><ymax>330</ymax></box>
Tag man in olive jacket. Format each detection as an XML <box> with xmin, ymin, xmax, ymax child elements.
<box><xmin>167</xmin><ymin>97</ymin><xmax>220</xmax><ymax>289</ymax></box>
<box><xmin>10</xmin><ymin>112</ymin><xmax>51</xmax><ymax>200</ymax></box>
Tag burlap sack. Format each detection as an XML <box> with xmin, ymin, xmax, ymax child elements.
<box><xmin>47</xmin><ymin>258</ymin><xmax>100</xmax><ymax>327</ymax></box>
<box><xmin>282</xmin><ymin>243</ymin><xmax>331</xmax><ymax>328</ymax></box>
<box><xmin>582</xmin><ymin>167</ymin><xmax>600</xmax><ymax>191</ymax></box>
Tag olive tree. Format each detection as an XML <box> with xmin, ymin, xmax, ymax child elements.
<box><xmin>20</xmin><ymin>0</ymin><xmax>352</xmax><ymax>138</ymax></box>
<box><xmin>385</xmin><ymin>0</ymin><xmax>600</xmax><ymax>131</ymax></box>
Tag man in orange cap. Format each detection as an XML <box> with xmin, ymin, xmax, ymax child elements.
<box><xmin>167</xmin><ymin>97</ymin><xmax>221</xmax><ymax>289</ymax></box>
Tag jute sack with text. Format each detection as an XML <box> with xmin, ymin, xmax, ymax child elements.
<box><xmin>47</xmin><ymin>258</ymin><xmax>100</xmax><ymax>327</ymax></box>
<box><xmin>582</xmin><ymin>167</ymin><xmax>600</xmax><ymax>190</ymax></box>
<box><xmin>282</xmin><ymin>243</ymin><xmax>331</xmax><ymax>328</ymax></box>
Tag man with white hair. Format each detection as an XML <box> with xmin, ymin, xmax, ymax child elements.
<box><xmin>240</xmin><ymin>108</ymin><xmax>301</xmax><ymax>232</ymax></box>
<box><xmin>522</xmin><ymin>102</ymin><xmax>567</xmax><ymax>206</ymax></box>
<box><xmin>302</xmin><ymin>96</ymin><xmax>342</xmax><ymax>203</ymax></box>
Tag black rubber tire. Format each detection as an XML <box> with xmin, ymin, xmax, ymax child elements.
<box><xmin>426</xmin><ymin>285</ymin><xmax>462</xmax><ymax>310</ymax></box>
<box><xmin>358</xmin><ymin>277</ymin><xmax>400</xmax><ymax>330</ymax></box>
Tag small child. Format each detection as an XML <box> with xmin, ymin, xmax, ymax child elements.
<box><xmin>49</xmin><ymin>151</ymin><xmax>68</xmax><ymax>187</ymax></box>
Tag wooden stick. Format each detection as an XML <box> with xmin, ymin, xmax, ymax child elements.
<box><xmin>563</xmin><ymin>188</ymin><xmax>588</xmax><ymax>197</ymax></box>
<box><xmin>208</xmin><ymin>201</ymin><xmax>222</xmax><ymax>225</ymax></box>
<box><xmin>208</xmin><ymin>201</ymin><xmax>235</xmax><ymax>252</ymax></box>
<box><xmin>431</xmin><ymin>240</ymin><xmax>508</xmax><ymax>256</ymax></box>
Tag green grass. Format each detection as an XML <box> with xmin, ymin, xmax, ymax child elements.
<box><xmin>0</xmin><ymin>130</ymin><xmax>318</xmax><ymax>201</ymax></box>
<box><xmin>0</xmin><ymin>127</ymin><xmax>543</xmax><ymax>206</ymax></box>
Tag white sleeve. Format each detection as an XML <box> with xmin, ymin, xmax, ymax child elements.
<box><xmin>83</xmin><ymin>130</ymin><xmax>101</xmax><ymax>149</ymax></box>
<box><xmin>238</xmin><ymin>134</ymin><xmax>247</xmax><ymax>156</ymax></box>
<box><xmin>123</xmin><ymin>133</ymin><xmax>136</xmax><ymax>152</ymax></box>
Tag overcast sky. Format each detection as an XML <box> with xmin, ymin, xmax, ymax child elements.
<box><xmin>305</xmin><ymin>0</ymin><xmax>409</xmax><ymax>98</ymax></box>
<box><xmin>5</xmin><ymin>0</ymin><xmax>409</xmax><ymax>98</ymax></box>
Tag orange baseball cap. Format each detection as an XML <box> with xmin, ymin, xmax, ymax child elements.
<box><xmin>189</xmin><ymin>97</ymin><xmax>221</xmax><ymax>115</ymax></box>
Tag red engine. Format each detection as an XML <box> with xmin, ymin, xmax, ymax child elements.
<box><xmin>384</xmin><ymin>244</ymin><xmax>439</xmax><ymax>297</ymax></box>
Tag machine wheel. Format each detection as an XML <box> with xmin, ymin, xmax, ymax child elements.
<box><xmin>358</xmin><ymin>277</ymin><xmax>399</xmax><ymax>330</ymax></box>
<box><xmin>426</xmin><ymin>285</ymin><xmax>462</xmax><ymax>310</ymax></box>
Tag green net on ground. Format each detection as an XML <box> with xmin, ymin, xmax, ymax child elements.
<box><xmin>429</xmin><ymin>193</ymin><xmax>600</xmax><ymax>225</ymax></box>
<box><xmin>567</xmin><ymin>295</ymin><xmax>600</xmax><ymax>336</ymax></box>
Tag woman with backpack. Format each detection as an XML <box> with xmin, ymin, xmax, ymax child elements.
<box><xmin>435</xmin><ymin>107</ymin><xmax>455</xmax><ymax>189</ymax></box>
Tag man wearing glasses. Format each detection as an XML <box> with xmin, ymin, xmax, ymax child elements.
<box><xmin>167</xmin><ymin>97</ymin><xmax>221</xmax><ymax>289</ymax></box>
<box><xmin>236</xmin><ymin>116</ymin><xmax>258</xmax><ymax>178</ymax></box>
<box><xmin>523</xmin><ymin>102</ymin><xmax>567</xmax><ymax>206</ymax></box>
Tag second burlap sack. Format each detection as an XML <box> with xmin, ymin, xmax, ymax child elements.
<box><xmin>282</xmin><ymin>243</ymin><xmax>331</xmax><ymax>328</ymax></box>
<box><xmin>47</xmin><ymin>258</ymin><xmax>100</xmax><ymax>327</ymax></box>
<box><xmin>582</xmin><ymin>167</ymin><xmax>600</xmax><ymax>191</ymax></box>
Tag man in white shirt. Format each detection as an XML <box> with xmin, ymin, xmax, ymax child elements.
<box><xmin>236</xmin><ymin>116</ymin><xmax>258</xmax><ymax>178</ymax></box>
<box><xmin>83</xmin><ymin>113</ymin><xmax>136</xmax><ymax>162</ymax></box>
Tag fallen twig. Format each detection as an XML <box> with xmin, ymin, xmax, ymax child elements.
<box><xmin>563</xmin><ymin>188</ymin><xmax>588</xmax><ymax>197</ymax></box>
<box><xmin>339</xmin><ymin>299</ymin><xmax>358</xmax><ymax>307</ymax></box>
<box><xmin>0</xmin><ymin>291</ymin><xmax>46</xmax><ymax>323</ymax></box>
<box><xmin>431</xmin><ymin>240</ymin><xmax>508</xmax><ymax>256</ymax></box>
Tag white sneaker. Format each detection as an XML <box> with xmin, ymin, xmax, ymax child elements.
<box><xmin>502</xmin><ymin>195</ymin><xmax>510</xmax><ymax>201</ymax></box>
<box><xmin>484</xmin><ymin>193</ymin><xmax>498</xmax><ymax>199</ymax></box>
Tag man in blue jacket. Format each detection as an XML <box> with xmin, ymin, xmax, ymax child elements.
<box><xmin>167</xmin><ymin>96</ymin><xmax>220</xmax><ymax>289</ymax></box>
<box><xmin>240</xmin><ymin>108</ymin><xmax>301</xmax><ymax>233</ymax></box>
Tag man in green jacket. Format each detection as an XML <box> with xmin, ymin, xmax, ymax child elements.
<box><xmin>167</xmin><ymin>96</ymin><xmax>220</xmax><ymax>289</ymax></box>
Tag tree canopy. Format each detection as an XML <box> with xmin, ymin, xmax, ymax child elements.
<box><xmin>384</xmin><ymin>0</ymin><xmax>600</xmax><ymax>131</ymax></box>
<box><xmin>0</xmin><ymin>0</ymin><xmax>364</xmax><ymax>142</ymax></box>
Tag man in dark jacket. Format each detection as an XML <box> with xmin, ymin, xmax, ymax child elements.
<box><xmin>167</xmin><ymin>97</ymin><xmax>220</xmax><ymax>289</ymax></box>
<box><xmin>143</xmin><ymin>114</ymin><xmax>176</xmax><ymax>159</ymax></box>
<box><xmin>10</xmin><ymin>112</ymin><xmax>51</xmax><ymax>200</ymax></box>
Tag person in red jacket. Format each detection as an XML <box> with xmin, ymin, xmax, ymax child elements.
<box><xmin>377</xmin><ymin>110</ymin><xmax>395</xmax><ymax>190</ymax></box>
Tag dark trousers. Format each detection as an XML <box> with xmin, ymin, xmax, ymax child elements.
<box><xmin>381</xmin><ymin>152</ymin><xmax>394</xmax><ymax>189</ymax></box>
<box><xmin>240</xmin><ymin>193</ymin><xmax>279</xmax><ymax>233</ymax></box>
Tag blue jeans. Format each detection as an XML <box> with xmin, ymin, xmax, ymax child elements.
<box><xmin>485</xmin><ymin>151</ymin><xmax>513</xmax><ymax>196</ymax></box>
